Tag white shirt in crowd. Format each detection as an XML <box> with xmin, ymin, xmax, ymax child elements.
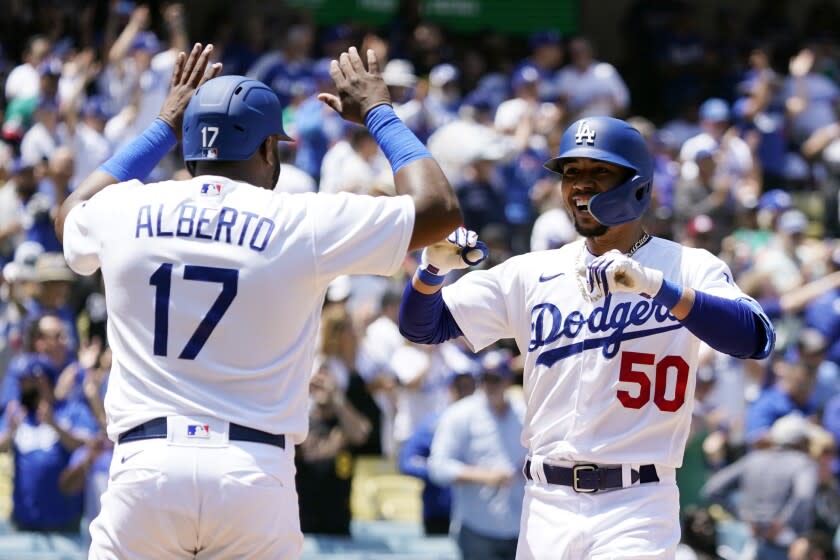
<box><xmin>5</xmin><ymin>63</ymin><xmax>40</xmax><ymax>101</ymax></box>
<box><xmin>556</xmin><ymin>62</ymin><xmax>630</xmax><ymax>118</ymax></box>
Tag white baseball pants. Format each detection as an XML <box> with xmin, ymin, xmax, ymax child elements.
<box><xmin>516</xmin><ymin>462</ymin><xmax>680</xmax><ymax>559</ymax></box>
<box><xmin>88</xmin><ymin>416</ymin><xmax>303</xmax><ymax>560</ymax></box>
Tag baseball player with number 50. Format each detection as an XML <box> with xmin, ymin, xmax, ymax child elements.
<box><xmin>400</xmin><ymin>116</ymin><xmax>775</xmax><ymax>558</ymax></box>
<box><xmin>56</xmin><ymin>42</ymin><xmax>462</xmax><ymax>559</ymax></box>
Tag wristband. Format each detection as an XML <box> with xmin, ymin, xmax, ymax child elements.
<box><xmin>99</xmin><ymin>118</ymin><xmax>177</xmax><ymax>182</ymax></box>
<box><xmin>652</xmin><ymin>279</ymin><xmax>683</xmax><ymax>309</ymax></box>
<box><xmin>417</xmin><ymin>267</ymin><xmax>446</xmax><ymax>286</ymax></box>
<box><xmin>365</xmin><ymin>105</ymin><xmax>432</xmax><ymax>174</ymax></box>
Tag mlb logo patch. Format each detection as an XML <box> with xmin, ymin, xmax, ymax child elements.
<box><xmin>200</xmin><ymin>182</ymin><xmax>223</xmax><ymax>196</ymax></box>
<box><xmin>203</xmin><ymin>147</ymin><xmax>219</xmax><ymax>159</ymax></box>
<box><xmin>186</xmin><ymin>424</ymin><xmax>211</xmax><ymax>438</ymax></box>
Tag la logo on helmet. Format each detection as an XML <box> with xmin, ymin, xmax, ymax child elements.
<box><xmin>575</xmin><ymin>120</ymin><xmax>596</xmax><ymax>145</ymax></box>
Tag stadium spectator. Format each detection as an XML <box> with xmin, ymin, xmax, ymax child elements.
<box><xmin>702</xmin><ymin>414</ymin><xmax>821</xmax><ymax>560</ymax></box>
<box><xmin>399</xmin><ymin>369</ymin><xmax>476</xmax><ymax>535</ymax></box>
<box><xmin>428</xmin><ymin>349</ymin><xmax>526</xmax><ymax>560</ymax></box>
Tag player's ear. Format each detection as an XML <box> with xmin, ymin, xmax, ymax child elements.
<box><xmin>260</xmin><ymin>136</ymin><xmax>276</xmax><ymax>167</ymax></box>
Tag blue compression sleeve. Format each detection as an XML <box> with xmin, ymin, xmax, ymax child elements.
<box><xmin>398</xmin><ymin>281</ymin><xmax>464</xmax><ymax>344</ymax></box>
<box><xmin>365</xmin><ymin>105</ymin><xmax>432</xmax><ymax>174</ymax></box>
<box><xmin>757</xmin><ymin>296</ymin><xmax>783</xmax><ymax>320</ymax></box>
<box><xmin>99</xmin><ymin>118</ymin><xmax>177</xmax><ymax>182</ymax></box>
<box><xmin>681</xmin><ymin>291</ymin><xmax>775</xmax><ymax>360</ymax></box>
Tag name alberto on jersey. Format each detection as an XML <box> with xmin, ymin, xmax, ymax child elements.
<box><xmin>134</xmin><ymin>202</ymin><xmax>276</xmax><ymax>253</ymax></box>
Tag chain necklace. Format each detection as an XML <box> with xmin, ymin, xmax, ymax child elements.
<box><xmin>575</xmin><ymin>232</ymin><xmax>651</xmax><ymax>303</ymax></box>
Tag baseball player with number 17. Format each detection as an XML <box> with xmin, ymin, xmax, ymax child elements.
<box><xmin>399</xmin><ymin>116</ymin><xmax>776</xmax><ymax>558</ymax></box>
<box><xmin>55</xmin><ymin>42</ymin><xmax>462</xmax><ymax>559</ymax></box>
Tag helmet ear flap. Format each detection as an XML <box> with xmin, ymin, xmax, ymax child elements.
<box><xmin>588</xmin><ymin>175</ymin><xmax>652</xmax><ymax>226</ymax></box>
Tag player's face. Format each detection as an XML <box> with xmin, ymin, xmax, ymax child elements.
<box><xmin>560</xmin><ymin>158</ymin><xmax>631</xmax><ymax>237</ymax></box>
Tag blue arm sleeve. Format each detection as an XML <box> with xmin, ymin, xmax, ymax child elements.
<box><xmin>99</xmin><ymin>118</ymin><xmax>177</xmax><ymax>182</ymax></box>
<box><xmin>757</xmin><ymin>296</ymin><xmax>783</xmax><ymax>321</ymax></box>
<box><xmin>398</xmin><ymin>280</ymin><xmax>463</xmax><ymax>344</ymax></box>
<box><xmin>681</xmin><ymin>292</ymin><xmax>775</xmax><ymax>360</ymax></box>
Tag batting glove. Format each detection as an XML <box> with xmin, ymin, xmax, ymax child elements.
<box><xmin>586</xmin><ymin>249</ymin><xmax>663</xmax><ymax>300</ymax></box>
<box><xmin>421</xmin><ymin>227</ymin><xmax>489</xmax><ymax>277</ymax></box>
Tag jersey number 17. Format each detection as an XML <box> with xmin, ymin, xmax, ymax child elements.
<box><xmin>150</xmin><ymin>263</ymin><xmax>239</xmax><ymax>360</ymax></box>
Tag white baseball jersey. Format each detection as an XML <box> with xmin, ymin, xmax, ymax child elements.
<box><xmin>442</xmin><ymin>236</ymin><xmax>754</xmax><ymax>468</ymax></box>
<box><xmin>63</xmin><ymin>175</ymin><xmax>414</xmax><ymax>443</ymax></box>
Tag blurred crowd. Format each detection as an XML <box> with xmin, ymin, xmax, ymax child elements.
<box><xmin>1</xmin><ymin>0</ymin><xmax>840</xmax><ymax>558</ymax></box>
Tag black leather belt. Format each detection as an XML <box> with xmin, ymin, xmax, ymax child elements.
<box><xmin>523</xmin><ymin>459</ymin><xmax>659</xmax><ymax>493</ymax></box>
<box><xmin>118</xmin><ymin>417</ymin><xmax>286</xmax><ymax>449</ymax></box>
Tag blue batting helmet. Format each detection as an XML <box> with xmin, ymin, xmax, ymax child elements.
<box><xmin>544</xmin><ymin>116</ymin><xmax>653</xmax><ymax>226</ymax></box>
<box><xmin>183</xmin><ymin>75</ymin><xmax>292</xmax><ymax>162</ymax></box>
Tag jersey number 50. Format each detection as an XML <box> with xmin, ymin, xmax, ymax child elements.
<box><xmin>617</xmin><ymin>351</ymin><xmax>689</xmax><ymax>412</ymax></box>
<box><xmin>150</xmin><ymin>263</ymin><xmax>239</xmax><ymax>360</ymax></box>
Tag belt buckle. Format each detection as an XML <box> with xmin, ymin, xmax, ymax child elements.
<box><xmin>572</xmin><ymin>464</ymin><xmax>598</xmax><ymax>493</ymax></box>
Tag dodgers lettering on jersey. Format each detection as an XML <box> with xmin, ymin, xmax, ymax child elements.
<box><xmin>62</xmin><ymin>176</ymin><xmax>415</xmax><ymax>444</ymax></box>
<box><xmin>529</xmin><ymin>296</ymin><xmax>680</xmax><ymax>364</ymax></box>
<box><xmin>441</xmin><ymin>237</ymin><xmax>753</xmax><ymax>469</ymax></box>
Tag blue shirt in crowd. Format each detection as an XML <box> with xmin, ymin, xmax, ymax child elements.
<box><xmin>399</xmin><ymin>411</ymin><xmax>452</xmax><ymax>524</ymax></box>
<box><xmin>745</xmin><ymin>386</ymin><xmax>818</xmax><ymax>445</ymax></box>
<box><xmin>428</xmin><ymin>392</ymin><xmax>526</xmax><ymax>539</ymax></box>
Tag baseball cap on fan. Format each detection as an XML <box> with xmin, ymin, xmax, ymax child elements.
<box><xmin>130</xmin><ymin>31</ymin><xmax>161</xmax><ymax>54</ymax></box>
<box><xmin>511</xmin><ymin>64</ymin><xmax>540</xmax><ymax>91</ymax></box>
<box><xmin>382</xmin><ymin>59</ymin><xmax>417</xmax><ymax>88</ymax></box>
<box><xmin>757</xmin><ymin>189</ymin><xmax>793</xmax><ymax>213</ymax></box>
<box><xmin>776</xmin><ymin>209</ymin><xmax>808</xmax><ymax>235</ymax></box>
<box><xmin>770</xmin><ymin>414</ymin><xmax>817</xmax><ymax>447</ymax></box>
<box><xmin>529</xmin><ymin>30</ymin><xmax>562</xmax><ymax>49</ymax></box>
<box><xmin>478</xmin><ymin>349</ymin><xmax>513</xmax><ymax>381</ymax></box>
<box><xmin>34</xmin><ymin>253</ymin><xmax>75</xmax><ymax>283</ymax></box>
<box><xmin>699</xmin><ymin>98</ymin><xmax>730</xmax><ymax>122</ymax></box>
<box><xmin>686</xmin><ymin>214</ymin><xmax>714</xmax><ymax>237</ymax></box>
<box><xmin>326</xmin><ymin>275</ymin><xmax>351</xmax><ymax>303</ymax></box>
<box><xmin>2</xmin><ymin>241</ymin><xmax>44</xmax><ymax>283</ymax></box>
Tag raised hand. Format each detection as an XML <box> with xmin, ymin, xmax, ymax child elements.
<box><xmin>317</xmin><ymin>46</ymin><xmax>391</xmax><ymax>125</ymax></box>
<box><xmin>157</xmin><ymin>43</ymin><xmax>223</xmax><ymax>141</ymax></box>
<box><xmin>78</xmin><ymin>336</ymin><xmax>103</xmax><ymax>370</ymax></box>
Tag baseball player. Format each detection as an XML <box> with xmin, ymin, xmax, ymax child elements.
<box><xmin>55</xmin><ymin>43</ymin><xmax>462</xmax><ymax>559</ymax></box>
<box><xmin>399</xmin><ymin>116</ymin><xmax>776</xmax><ymax>558</ymax></box>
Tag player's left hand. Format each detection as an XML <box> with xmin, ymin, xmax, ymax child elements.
<box><xmin>158</xmin><ymin>43</ymin><xmax>223</xmax><ymax>141</ymax></box>
<box><xmin>318</xmin><ymin>46</ymin><xmax>391</xmax><ymax>125</ymax></box>
<box><xmin>585</xmin><ymin>250</ymin><xmax>663</xmax><ymax>299</ymax></box>
<box><xmin>421</xmin><ymin>226</ymin><xmax>488</xmax><ymax>275</ymax></box>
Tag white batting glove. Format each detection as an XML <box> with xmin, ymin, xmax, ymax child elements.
<box><xmin>421</xmin><ymin>227</ymin><xmax>488</xmax><ymax>276</ymax></box>
<box><xmin>586</xmin><ymin>249</ymin><xmax>663</xmax><ymax>300</ymax></box>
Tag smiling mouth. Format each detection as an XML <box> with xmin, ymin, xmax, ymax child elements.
<box><xmin>572</xmin><ymin>197</ymin><xmax>591</xmax><ymax>214</ymax></box>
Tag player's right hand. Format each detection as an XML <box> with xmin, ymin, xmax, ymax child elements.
<box><xmin>318</xmin><ymin>46</ymin><xmax>391</xmax><ymax>125</ymax></box>
<box><xmin>158</xmin><ymin>43</ymin><xmax>223</xmax><ymax>141</ymax></box>
<box><xmin>421</xmin><ymin>226</ymin><xmax>488</xmax><ymax>275</ymax></box>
